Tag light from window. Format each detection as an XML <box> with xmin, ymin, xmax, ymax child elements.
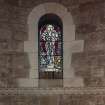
<box><xmin>39</xmin><ymin>24</ymin><xmax>62</xmax><ymax>72</ymax></box>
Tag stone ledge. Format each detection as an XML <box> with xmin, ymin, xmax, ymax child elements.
<box><xmin>0</xmin><ymin>87</ymin><xmax>105</xmax><ymax>95</ymax></box>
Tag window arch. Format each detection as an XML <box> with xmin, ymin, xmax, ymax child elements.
<box><xmin>20</xmin><ymin>3</ymin><xmax>84</xmax><ymax>88</ymax></box>
<box><xmin>38</xmin><ymin>14</ymin><xmax>63</xmax><ymax>79</ymax></box>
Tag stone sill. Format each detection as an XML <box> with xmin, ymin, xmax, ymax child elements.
<box><xmin>0</xmin><ymin>87</ymin><xmax>105</xmax><ymax>95</ymax></box>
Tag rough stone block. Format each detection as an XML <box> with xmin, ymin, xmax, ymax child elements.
<box><xmin>11</xmin><ymin>40</ymin><xmax>24</xmax><ymax>52</ymax></box>
<box><xmin>39</xmin><ymin>79</ymin><xmax>63</xmax><ymax>88</ymax></box>
<box><xmin>12</xmin><ymin>53</ymin><xmax>30</xmax><ymax>78</ymax></box>
<box><xmin>0</xmin><ymin>6</ymin><xmax>10</xmax><ymax>22</ymax></box>
<box><xmin>84</xmin><ymin>30</ymin><xmax>105</xmax><ymax>51</ymax></box>
<box><xmin>0</xmin><ymin>28</ymin><xmax>12</xmax><ymax>40</ymax></box>
<box><xmin>18</xmin><ymin>78</ymin><xmax>38</xmax><ymax>87</ymax></box>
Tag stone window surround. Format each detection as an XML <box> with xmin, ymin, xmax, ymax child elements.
<box><xmin>18</xmin><ymin>3</ymin><xmax>84</xmax><ymax>87</ymax></box>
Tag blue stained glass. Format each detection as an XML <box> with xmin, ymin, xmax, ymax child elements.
<box><xmin>39</xmin><ymin>24</ymin><xmax>62</xmax><ymax>72</ymax></box>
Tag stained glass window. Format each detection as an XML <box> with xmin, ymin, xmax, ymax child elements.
<box><xmin>38</xmin><ymin>14</ymin><xmax>63</xmax><ymax>79</ymax></box>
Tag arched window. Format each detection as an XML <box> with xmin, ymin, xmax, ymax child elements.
<box><xmin>38</xmin><ymin>14</ymin><xmax>63</xmax><ymax>79</ymax></box>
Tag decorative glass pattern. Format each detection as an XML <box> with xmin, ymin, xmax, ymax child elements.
<box><xmin>39</xmin><ymin>24</ymin><xmax>63</xmax><ymax>72</ymax></box>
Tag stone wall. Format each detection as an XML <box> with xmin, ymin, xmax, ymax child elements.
<box><xmin>71</xmin><ymin>0</ymin><xmax>105</xmax><ymax>86</ymax></box>
<box><xmin>0</xmin><ymin>0</ymin><xmax>105</xmax><ymax>104</ymax></box>
<box><xmin>0</xmin><ymin>94</ymin><xmax>105</xmax><ymax>105</ymax></box>
<box><xmin>0</xmin><ymin>0</ymin><xmax>105</xmax><ymax>87</ymax></box>
<box><xmin>0</xmin><ymin>0</ymin><xmax>30</xmax><ymax>87</ymax></box>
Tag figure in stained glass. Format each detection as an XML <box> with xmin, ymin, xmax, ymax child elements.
<box><xmin>39</xmin><ymin>24</ymin><xmax>62</xmax><ymax>72</ymax></box>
